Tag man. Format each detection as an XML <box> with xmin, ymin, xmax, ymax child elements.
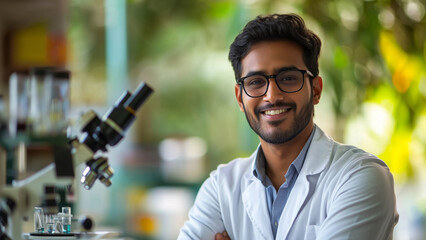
<box><xmin>178</xmin><ymin>13</ymin><xmax>398</xmax><ymax>240</ymax></box>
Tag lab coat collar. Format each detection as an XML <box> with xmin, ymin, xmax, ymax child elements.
<box><xmin>298</xmin><ymin>126</ymin><xmax>333</xmax><ymax>176</ymax></box>
<box><xmin>247</xmin><ymin>125</ymin><xmax>331</xmax><ymax>179</ymax></box>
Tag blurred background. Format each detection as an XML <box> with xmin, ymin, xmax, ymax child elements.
<box><xmin>0</xmin><ymin>0</ymin><xmax>425</xmax><ymax>239</ymax></box>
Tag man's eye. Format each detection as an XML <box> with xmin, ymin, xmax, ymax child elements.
<box><xmin>280</xmin><ymin>76</ymin><xmax>299</xmax><ymax>81</ymax></box>
<box><xmin>247</xmin><ymin>77</ymin><xmax>266</xmax><ymax>86</ymax></box>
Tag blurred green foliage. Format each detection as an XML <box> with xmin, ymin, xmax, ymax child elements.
<box><xmin>68</xmin><ymin>0</ymin><xmax>426</xmax><ymax>182</ymax></box>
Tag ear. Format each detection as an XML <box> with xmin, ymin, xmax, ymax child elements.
<box><xmin>312</xmin><ymin>76</ymin><xmax>323</xmax><ymax>105</ymax></box>
<box><xmin>235</xmin><ymin>84</ymin><xmax>245</xmax><ymax>112</ymax></box>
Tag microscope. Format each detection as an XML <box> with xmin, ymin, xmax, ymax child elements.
<box><xmin>0</xmin><ymin>78</ymin><xmax>153</xmax><ymax>240</ymax></box>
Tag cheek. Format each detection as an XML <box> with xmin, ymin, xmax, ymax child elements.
<box><xmin>295</xmin><ymin>89</ymin><xmax>313</xmax><ymax>108</ymax></box>
<box><xmin>241</xmin><ymin>97</ymin><xmax>258</xmax><ymax>113</ymax></box>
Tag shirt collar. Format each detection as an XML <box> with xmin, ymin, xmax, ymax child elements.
<box><xmin>252</xmin><ymin>125</ymin><xmax>317</xmax><ymax>184</ymax></box>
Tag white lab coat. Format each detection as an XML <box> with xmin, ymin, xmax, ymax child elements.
<box><xmin>178</xmin><ymin>127</ymin><xmax>398</xmax><ymax>240</ymax></box>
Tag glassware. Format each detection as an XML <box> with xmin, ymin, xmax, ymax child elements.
<box><xmin>28</xmin><ymin>67</ymin><xmax>54</xmax><ymax>135</ymax></box>
<box><xmin>25</xmin><ymin>67</ymin><xmax>71</xmax><ymax>135</ymax></box>
<box><xmin>9</xmin><ymin>71</ymin><xmax>30</xmax><ymax>137</ymax></box>
<box><xmin>50</xmin><ymin>70</ymin><xmax>70</xmax><ymax>134</ymax></box>
<box><xmin>34</xmin><ymin>207</ymin><xmax>45</xmax><ymax>233</ymax></box>
<box><xmin>59</xmin><ymin>207</ymin><xmax>72</xmax><ymax>234</ymax></box>
<box><xmin>46</xmin><ymin>214</ymin><xmax>55</xmax><ymax>234</ymax></box>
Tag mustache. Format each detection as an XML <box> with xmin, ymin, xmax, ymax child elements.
<box><xmin>255</xmin><ymin>101</ymin><xmax>296</xmax><ymax>115</ymax></box>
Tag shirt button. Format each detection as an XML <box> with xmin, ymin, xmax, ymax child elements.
<box><xmin>275</xmin><ymin>221</ymin><xmax>278</xmax><ymax>226</ymax></box>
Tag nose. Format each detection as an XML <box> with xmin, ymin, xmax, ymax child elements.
<box><xmin>263</xmin><ymin>78</ymin><xmax>284</xmax><ymax>102</ymax></box>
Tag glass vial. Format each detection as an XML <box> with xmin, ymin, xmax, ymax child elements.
<box><xmin>9</xmin><ymin>71</ymin><xmax>30</xmax><ymax>137</ymax></box>
<box><xmin>46</xmin><ymin>214</ymin><xmax>55</xmax><ymax>234</ymax></box>
<box><xmin>51</xmin><ymin>70</ymin><xmax>70</xmax><ymax>134</ymax></box>
<box><xmin>34</xmin><ymin>207</ymin><xmax>45</xmax><ymax>233</ymax></box>
<box><xmin>59</xmin><ymin>207</ymin><xmax>72</xmax><ymax>233</ymax></box>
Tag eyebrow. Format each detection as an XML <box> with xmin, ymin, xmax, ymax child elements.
<box><xmin>275</xmin><ymin>66</ymin><xmax>299</xmax><ymax>73</ymax></box>
<box><xmin>241</xmin><ymin>65</ymin><xmax>300</xmax><ymax>78</ymax></box>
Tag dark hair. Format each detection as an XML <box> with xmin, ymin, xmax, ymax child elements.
<box><xmin>228</xmin><ymin>13</ymin><xmax>321</xmax><ymax>81</ymax></box>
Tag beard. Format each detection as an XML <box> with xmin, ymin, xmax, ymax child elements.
<box><xmin>242</xmin><ymin>94</ymin><xmax>314</xmax><ymax>145</ymax></box>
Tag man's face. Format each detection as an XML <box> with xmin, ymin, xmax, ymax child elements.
<box><xmin>235</xmin><ymin>41</ymin><xmax>322</xmax><ymax>144</ymax></box>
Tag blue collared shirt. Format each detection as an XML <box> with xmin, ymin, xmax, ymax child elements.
<box><xmin>253</xmin><ymin>126</ymin><xmax>316</xmax><ymax>238</ymax></box>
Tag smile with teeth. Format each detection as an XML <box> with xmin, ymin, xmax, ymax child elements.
<box><xmin>264</xmin><ymin>108</ymin><xmax>290</xmax><ymax>115</ymax></box>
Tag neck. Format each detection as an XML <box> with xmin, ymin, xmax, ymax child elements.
<box><xmin>261</xmin><ymin>122</ymin><xmax>314</xmax><ymax>189</ymax></box>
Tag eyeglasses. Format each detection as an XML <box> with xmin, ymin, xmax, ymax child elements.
<box><xmin>237</xmin><ymin>68</ymin><xmax>314</xmax><ymax>98</ymax></box>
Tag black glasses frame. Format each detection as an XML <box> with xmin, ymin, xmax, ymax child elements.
<box><xmin>237</xmin><ymin>68</ymin><xmax>314</xmax><ymax>98</ymax></box>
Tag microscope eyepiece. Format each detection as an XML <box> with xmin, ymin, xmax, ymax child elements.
<box><xmin>125</xmin><ymin>82</ymin><xmax>153</xmax><ymax>112</ymax></box>
<box><xmin>80</xmin><ymin>82</ymin><xmax>153</xmax><ymax>152</ymax></box>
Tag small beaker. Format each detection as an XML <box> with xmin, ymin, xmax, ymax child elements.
<box><xmin>59</xmin><ymin>207</ymin><xmax>72</xmax><ymax>234</ymax></box>
<box><xmin>46</xmin><ymin>214</ymin><xmax>56</xmax><ymax>234</ymax></box>
<box><xmin>34</xmin><ymin>207</ymin><xmax>45</xmax><ymax>233</ymax></box>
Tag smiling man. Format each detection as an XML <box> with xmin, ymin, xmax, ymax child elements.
<box><xmin>178</xmin><ymin>13</ymin><xmax>398</xmax><ymax>240</ymax></box>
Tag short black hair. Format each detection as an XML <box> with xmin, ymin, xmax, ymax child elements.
<box><xmin>229</xmin><ymin>13</ymin><xmax>321</xmax><ymax>81</ymax></box>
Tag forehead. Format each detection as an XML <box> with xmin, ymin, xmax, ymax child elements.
<box><xmin>241</xmin><ymin>41</ymin><xmax>306</xmax><ymax>76</ymax></box>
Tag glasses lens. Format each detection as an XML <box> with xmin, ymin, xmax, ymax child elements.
<box><xmin>243</xmin><ymin>75</ymin><xmax>268</xmax><ymax>97</ymax></box>
<box><xmin>276</xmin><ymin>70</ymin><xmax>304</xmax><ymax>92</ymax></box>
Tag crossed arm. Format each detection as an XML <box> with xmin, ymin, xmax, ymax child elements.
<box><xmin>215</xmin><ymin>231</ymin><xmax>230</xmax><ymax>240</ymax></box>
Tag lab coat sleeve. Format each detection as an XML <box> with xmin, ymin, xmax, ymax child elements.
<box><xmin>316</xmin><ymin>159</ymin><xmax>398</xmax><ymax>240</ymax></box>
<box><xmin>178</xmin><ymin>171</ymin><xmax>225</xmax><ymax>240</ymax></box>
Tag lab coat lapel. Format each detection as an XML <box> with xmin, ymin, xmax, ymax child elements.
<box><xmin>276</xmin><ymin>127</ymin><xmax>334</xmax><ymax>239</ymax></box>
<box><xmin>276</xmin><ymin>172</ymin><xmax>313</xmax><ymax>239</ymax></box>
<box><xmin>242</xmin><ymin>175</ymin><xmax>274</xmax><ymax>240</ymax></box>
